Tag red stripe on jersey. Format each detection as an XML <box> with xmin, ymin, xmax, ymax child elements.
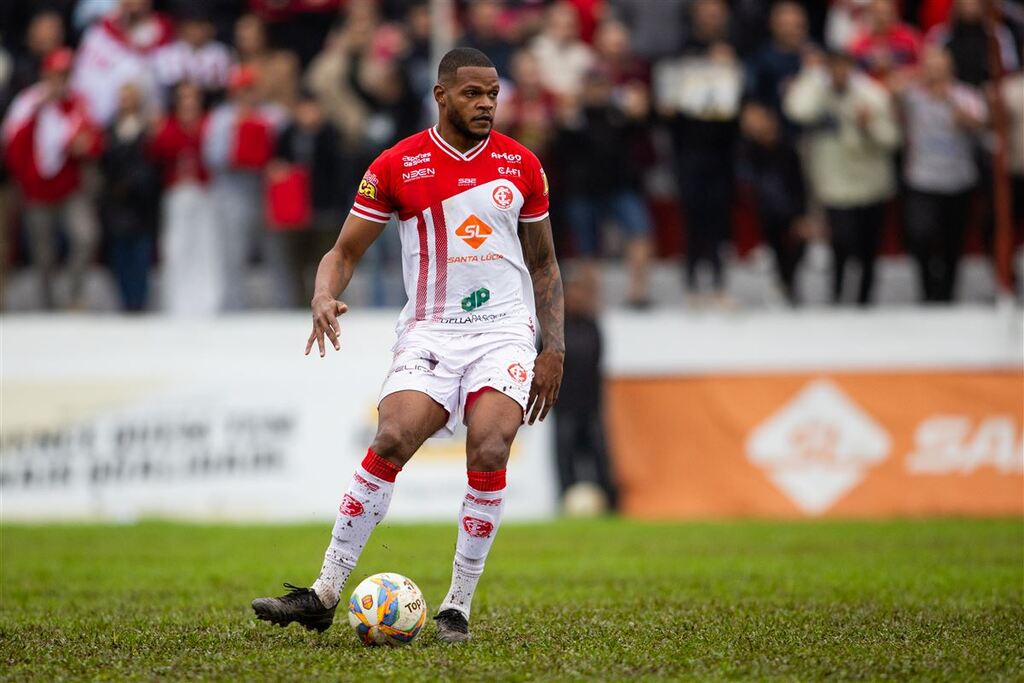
<box><xmin>415</xmin><ymin>213</ymin><xmax>429</xmax><ymax>321</ymax></box>
<box><xmin>430</xmin><ymin>204</ymin><xmax>448</xmax><ymax>321</ymax></box>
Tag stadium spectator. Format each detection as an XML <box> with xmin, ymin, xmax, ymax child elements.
<box><xmin>72</xmin><ymin>0</ymin><xmax>172</xmax><ymax>125</ymax></box>
<box><xmin>826</xmin><ymin>0</ymin><xmax>872</xmax><ymax>51</ymax></box>
<box><xmin>926</xmin><ymin>0</ymin><xmax>1020</xmax><ymax>87</ymax></box>
<box><xmin>785</xmin><ymin>49</ymin><xmax>901</xmax><ymax>305</ymax></box>
<box><xmin>203</xmin><ymin>65</ymin><xmax>289</xmax><ymax>310</ymax></box>
<box><xmin>268</xmin><ymin>90</ymin><xmax>348</xmax><ymax>306</ymax></box>
<box><xmin>555</xmin><ymin>67</ymin><xmax>654</xmax><ymax>308</ymax></box>
<box><xmin>656</xmin><ymin>0</ymin><xmax>742</xmax><ymax>305</ymax></box>
<box><xmin>529</xmin><ymin>1</ymin><xmax>595</xmax><ymax>98</ymax></box>
<box><xmin>99</xmin><ymin>82</ymin><xmax>161</xmax><ymax>312</ymax></box>
<box><xmin>497</xmin><ymin>50</ymin><xmax>558</xmax><ymax>159</ymax></box>
<box><xmin>895</xmin><ymin>44</ymin><xmax>987</xmax><ymax>303</ymax></box>
<box><xmin>153</xmin><ymin>7</ymin><xmax>231</xmax><ymax>100</ymax></box>
<box><xmin>848</xmin><ymin>0</ymin><xmax>922</xmax><ymax>82</ymax></box>
<box><xmin>147</xmin><ymin>81</ymin><xmax>221</xmax><ymax>316</ymax></box>
<box><xmin>5</xmin><ymin>11</ymin><xmax>66</xmax><ymax>104</ymax></box>
<box><xmin>461</xmin><ymin>0</ymin><xmax>516</xmax><ymax>78</ymax></box>
<box><xmin>554</xmin><ymin>265</ymin><xmax>619</xmax><ymax>512</ymax></box>
<box><xmin>592</xmin><ymin>20</ymin><xmax>649</xmax><ymax>86</ymax></box>
<box><xmin>607</xmin><ymin>0</ymin><xmax>689</xmax><ymax>62</ymax></box>
<box><xmin>2</xmin><ymin>48</ymin><xmax>102</xmax><ymax>310</ymax></box>
<box><xmin>738</xmin><ymin>102</ymin><xmax>808</xmax><ymax>305</ymax></box>
<box><xmin>745</xmin><ymin>1</ymin><xmax>812</xmax><ymax>131</ymax></box>
<box><xmin>234</xmin><ymin>13</ymin><xmax>301</xmax><ymax>109</ymax></box>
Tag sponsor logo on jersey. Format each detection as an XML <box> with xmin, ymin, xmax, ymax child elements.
<box><xmin>507</xmin><ymin>363</ymin><xmax>528</xmax><ymax>384</ymax></box>
<box><xmin>498</xmin><ymin>166</ymin><xmax>522</xmax><ymax>177</ymax></box>
<box><xmin>447</xmin><ymin>253</ymin><xmax>505</xmax><ymax>265</ymax></box>
<box><xmin>461</xmin><ymin>287</ymin><xmax>490</xmax><ymax>312</ymax></box>
<box><xmin>491</xmin><ymin>152</ymin><xmax>522</xmax><ymax>163</ymax></box>
<box><xmin>440</xmin><ymin>311</ymin><xmax>509</xmax><ymax>324</ymax></box>
<box><xmin>361</xmin><ymin>595</ymin><xmax>374</xmax><ymax>609</ymax></box>
<box><xmin>458</xmin><ymin>178</ymin><xmax>477</xmax><ymax>187</ymax></box>
<box><xmin>402</xmin><ymin>167</ymin><xmax>436</xmax><ymax>182</ymax></box>
<box><xmin>491</xmin><ymin>185</ymin><xmax>515</xmax><ymax>210</ymax></box>
<box><xmin>541</xmin><ymin>168</ymin><xmax>549</xmax><ymax>196</ymax></box>
<box><xmin>339</xmin><ymin>494</ymin><xmax>365</xmax><ymax>517</ymax></box>
<box><xmin>402</xmin><ymin>152</ymin><xmax>431</xmax><ymax>167</ymax></box>
<box><xmin>455</xmin><ymin>214</ymin><xmax>493</xmax><ymax>249</ymax></box>
<box><xmin>462</xmin><ymin>516</ymin><xmax>494</xmax><ymax>538</ymax></box>
<box><xmin>358</xmin><ymin>171</ymin><xmax>379</xmax><ymax>200</ymax></box>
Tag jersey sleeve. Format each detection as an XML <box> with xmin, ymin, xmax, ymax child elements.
<box><xmin>350</xmin><ymin>152</ymin><xmax>395</xmax><ymax>224</ymax></box>
<box><xmin>519</xmin><ymin>152</ymin><xmax>549</xmax><ymax>223</ymax></box>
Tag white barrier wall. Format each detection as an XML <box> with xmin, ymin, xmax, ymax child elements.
<box><xmin>2</xmin><ymin>307</ymin><xmax>1020</xmax><ymax>521</ymax></box>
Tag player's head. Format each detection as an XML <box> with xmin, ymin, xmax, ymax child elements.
<box><xmin>434</xmin><ymin>47</ymin><xmax>498</xmax><ymax>142</ymax></box>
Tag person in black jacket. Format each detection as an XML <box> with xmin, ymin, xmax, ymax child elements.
<box><xmin>100</xmin><ymin>82</ymin><xmax>162</xmax><ymax>312</ymax></box>
<box><xmin>270</xmin><ymin>90</ymin><xmax>348</xmax><ymax>306</ymax></box>
<box><xmin>553</xmin><ymin>266</ymin><xmax>619</xmax><ymax>512</ymax></box>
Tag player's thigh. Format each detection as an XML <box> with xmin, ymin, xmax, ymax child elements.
<box><xmin>373</xmin><ymin>390</ymin><xmax>450</xmax><ymax>466</ymax></box>
<box><xmin>465</xmin><ymin>390</ymin><xmax>524</xmax><ymax>472</ymax></box>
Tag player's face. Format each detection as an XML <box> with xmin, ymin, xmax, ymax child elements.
<box><xmin>441</xmin><ymin>66</ymin><xmax>499</xmax><ymax>141</ymax></box>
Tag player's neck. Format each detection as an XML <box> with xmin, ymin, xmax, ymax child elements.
<box><xmin>435</xmin><ymin>122</ymin><xmax>487</xmax><ymax>154</ymax></box>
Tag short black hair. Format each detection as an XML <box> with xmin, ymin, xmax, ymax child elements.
<box><xmin>437</xmin><ymin>47</ymin><xmax>495</xmax><ymax>84</ymax></box>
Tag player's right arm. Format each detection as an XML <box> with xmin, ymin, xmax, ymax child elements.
<box><xmin>306</xmin><ymin>213</ymin><xmax>387</xmax><ymax>357</ymax></box>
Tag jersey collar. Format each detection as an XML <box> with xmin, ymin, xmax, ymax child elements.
<box><xmin>429</xmin><ymin>126</ymin><xmax>490</xmax><ymax>162</ymax></box>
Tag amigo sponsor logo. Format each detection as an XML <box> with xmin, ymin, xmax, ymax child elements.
<box><xmin>402</xmin><ymin>167</ymin><xmax>436</xmax><ymax>182</ymax></box>
<box><xmin>498</xmin><ymin>166</ymin><xmax>522</xmax><ymax>177</ymax></box>
<box><xmin>491</xmin><ymin>152</ymin><xmax>522</xmax><ymax>163</ymax></box>
<box><xmin>402</xmin><ymin>152</ymin><xmax>431</xmax><ymax>167</ymax></box>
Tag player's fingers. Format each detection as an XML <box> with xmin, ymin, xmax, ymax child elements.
<box><xmin>528</xmin><ymin>395</ymin><xmax>544</xmax><ymax>425</ymax></box>
<box><xmin>539</xmin><ymin>389</ymin><xmax>556</xmax><ymax>422</ymax></box>
<box><xmin>335</xmin><ymin>301</ymin><xmax>349</xmax><ymax>316</ymax></box>
<box><xmin>305</xmin><ymin>327</ymin><xmax>316</xmax><ymax>355</ymax></box>
<box><xmin>324</xmin><ymin>320</ymin><xmax>340</xmax><ymax>351</ymax></box>
<box><xmin>316</xmin><ymin>325</ymin><xmax>326</xmax><ymax>357</ymax></box>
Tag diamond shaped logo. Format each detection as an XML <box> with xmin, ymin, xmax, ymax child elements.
<box><xmin>746</xmin><ymin>379</ymin><xmax>891</xmax><ymax>515</ymax></box>
<box><xmin>454</xmin><ymin>214</ymin><xmax>493</xmax><ymax>249</ymax></box>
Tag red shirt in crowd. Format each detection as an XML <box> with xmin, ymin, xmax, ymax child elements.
<box><xmin>147</xmin><ymin>116</ymin><xmax>209</xmax><ymax>187</ymax></box>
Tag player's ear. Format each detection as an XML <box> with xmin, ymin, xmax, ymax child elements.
<box><xmin>433</xmin><ymin>83</ymin><xmax>446</xmax><ymax>107</ymax></box>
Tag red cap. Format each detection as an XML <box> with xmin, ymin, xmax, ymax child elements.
<box><xmin>228</xmin><ymin>64</ymin><xmax>258</xmax><ymax>91</ymax></box>
<box><xmin>42</xmin><ymin>48</ymin><xmax>74</xmax><ymax>75</ymax></box>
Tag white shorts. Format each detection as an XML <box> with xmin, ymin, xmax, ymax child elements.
<box><xmin>379</xmin><ymin>325</ymin><xmax>537</xmax><ymax>437</ymax></box>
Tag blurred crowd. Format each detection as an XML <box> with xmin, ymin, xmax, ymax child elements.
<box><xmin>1</xmin><ymin>0</ymin><xmax>1023</xmax><ymax>313</ymax></box>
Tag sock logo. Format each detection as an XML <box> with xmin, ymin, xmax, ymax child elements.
<box><xmin>461</xmin><ymin>287</ymin><xmax>490</xmax><ymax>312</ymax></box>
<box><xmin>466</xmin><ymin>493</ymin><xmax>503</xmax><ymax>506</ymax></box>
<box><xmin>354</xmin><ymin>473</ymin><xmax>380</xmax><ymax>492</ymax></box>
<box><xmin>339</xmin><ymin>494</ymin><xmax>365</xmax><ymax>517</ymax></box>
<box><xmin>462</xmin><ymin>516</ymin><xmax>494</xmax><ymax>538</ymax></box>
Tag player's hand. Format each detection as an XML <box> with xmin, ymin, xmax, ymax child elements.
<box><xmin>526</xmin><ymin>349</ymin><xmax>563</xmax><ymax>425</ymax></box>
<box><xmin>305</xmin><ymin>295</ymin><xmax>349</xmax><ymax>357</ymax></box>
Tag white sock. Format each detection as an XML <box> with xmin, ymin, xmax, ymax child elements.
<box><xmin>311</xmin><ymin>449</ymin><xmax>399</xmax><ymax>607</ymax></box>
<box><xmin>439</xmin><ymin>470</ymin><xmax>506</xmax><ymax>619</ymax></box>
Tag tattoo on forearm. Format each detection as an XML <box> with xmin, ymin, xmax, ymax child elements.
<box><xmin>520</xmin><ymin>219</ymin><xmax>564</xmax><ymax>354</ymax></box>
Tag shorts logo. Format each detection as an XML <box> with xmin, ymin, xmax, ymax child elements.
<box><xmin>507</xmin><ymin>363</ymin><xmax>528</xmax><ymax>384</ymax></box>
<box><xmin>461</xmin><ymin>287</ymin><xmax>490</xmax><ymax>312</ymax></box>
<box><xmin>491</xmin><ymin>185</ymin><xmax>514</xmax><ymax>211</ymax></box>
<box><xmin>402</xmin><ymin>153</ymin><xmax>431</xmax><ymax>167</ymax></box>
<box><xmin>358</xmin><ymin>172</ymin><xmax>378</xmax><ymax>200</ymax></box>
<box><xmin>462</xmin><ymin>516</ymin><xmax>494</xmax><ymax>538</ymax></box>
<box><xmin>455</xmin><ymin>214</ymin><xmax>493</xmax><ymax>249</ymax></box>
<box><xmin>339</xmin><ymin>494</ymin><xmax>365</xmax><ymax>517</ymax></box>
<box><xmin>361</xmin><ymin>595</ymin><xmax>374</xmax><ymax>609</ymax></box>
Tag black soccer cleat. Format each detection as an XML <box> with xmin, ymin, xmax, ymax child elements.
<box><xmin>434</xmin><ymin>608</ymin><xmax>471</xmax><ymax>643</ymax></box>
<box><xmin>251</xmin><ymin>583</ymin><xmax>336</xmax><ymax>633</ymax></box>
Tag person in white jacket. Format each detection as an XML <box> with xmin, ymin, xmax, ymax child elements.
<box><xmin>784</xmin><ymin>48</ymin><xmax>901</xmax><ymax>305</ymax></box>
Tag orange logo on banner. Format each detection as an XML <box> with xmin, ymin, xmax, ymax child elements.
<box><xmin>455</xmin><ymin>214</ymin><xmax>493</xmax><ymax>249</ymax></box>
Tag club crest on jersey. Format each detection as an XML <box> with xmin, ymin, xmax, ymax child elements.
<box><xmin>491</xmin><ymin>185</ymin><xmax>515</xmax><ymax>211</ymax></box>
<box><xmin>339</xmin><ymin>494</ymin><xmax>365</xmax><ymax>517</ymax></box>
<box><xmin>455</xmin><ymin>214</ymin><xmax>493</xmax><ymax>249</ymax></box>
<box><xmin>462</xmin><ymin>516</ymin><xmax>494</xmax><ymax>538</ymax></box>
<box><xmin>507</xmin><ymin>363</ymin><xmax>528</xmax><ymax>384</ymax></box>
<box><xmin>358</xmin><ymin>172</ymin><xmax>379</xmax><ymax>200</ymax></box>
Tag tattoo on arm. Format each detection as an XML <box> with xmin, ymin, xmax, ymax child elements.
<box><xmin>519</xmin><ymin>218</ymin><xmax>564</xmax><ymax>354</ymax></box>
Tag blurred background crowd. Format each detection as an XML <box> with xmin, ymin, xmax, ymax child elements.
<box><xmin>1</xmin><ymin>0</ymin><xmax>1023</xmax><ymax>314</ymax></box>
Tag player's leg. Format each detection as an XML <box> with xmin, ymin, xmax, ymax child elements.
<box><xmin>435</xmin><ymin>389</ymin><xmax>523</xmax><ymax>642</ymax></box>
<box><xmin>252</xmin><ymin>390</ymin><xmax>448</xmax><ymax>632</ymax></box>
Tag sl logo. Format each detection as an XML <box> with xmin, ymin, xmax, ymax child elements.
<box><xmin>455</xmin><ymin>214</ymin><xmax>493</xmax><ymax>249</ymax></box>
<box><xmin>462</xmin><ymin>287</ymin><xmax>490</xmax><ymax>312</ymax></box>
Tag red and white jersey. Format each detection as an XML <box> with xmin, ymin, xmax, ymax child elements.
<box><xmin>351</xmin><ymin>127</ymin><xmax>549</xmax><ymax>336</ymax></box>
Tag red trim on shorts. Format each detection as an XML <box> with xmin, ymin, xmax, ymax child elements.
<box><xmin>430</xmin><ymin>203</ymin><xmax>447</xmax><ymax>321</ymax></box>
<box><xmin>464</xmin><ymin>386</ymin><xmax>496</xmax><ymax>418</ymax></box>
<box><xmin>468</xmin><ymin>468</ymin><xmax>506</xmax><ymax>492</ymax></box>
<box><xmin>415</xmin><ymin>213</ymin><xmax>429</xmax><ymax>321</ymax></box>
<box><xmin>361</xmin><ymin>448</ymin><xmax>401</xmax><ymax>482</ymax></box>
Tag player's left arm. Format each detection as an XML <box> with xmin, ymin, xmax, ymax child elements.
<box><xmin>519</xmin><ymin>216</ymin><xmax>564</xmax><ymax>425</ymax></box>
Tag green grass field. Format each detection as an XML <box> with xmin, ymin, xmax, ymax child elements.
<box><xmin>1</xmin><ymin>518</ymin><xmax>1021</xmax><ymax>682</ymax></box>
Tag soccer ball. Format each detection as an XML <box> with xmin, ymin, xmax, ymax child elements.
<box><xmin>347</xmin><ymin>573</ymin><xmax>427</xmax><ymax>646</ymax></box>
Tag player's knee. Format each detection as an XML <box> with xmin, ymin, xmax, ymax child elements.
<box><xmin>370</xmin><ymin>425</ymin><xmax>416</xmax><ymax>466</ymax></box>
<box><xmin>466</xmin><ymin>432</ymin><xmax>512</xmax><ymax>472</ymax></box>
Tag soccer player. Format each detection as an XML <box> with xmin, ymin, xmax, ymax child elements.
<box><xmin>251</xmin><ymin>48</ymin><xmax>564</xmax><ymax>643</ymax></box>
